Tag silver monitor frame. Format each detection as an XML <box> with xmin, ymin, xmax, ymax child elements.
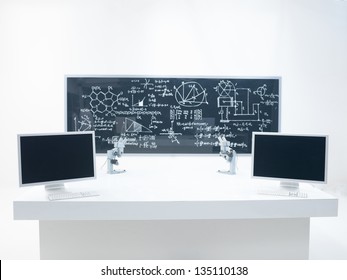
<box><xmin>251</xmin><ymin>132</ymin><xmax>328</xmax><ymax>186</ymax></box>
<box><xmin>17</xmin><ymin>131</ymin><xmax>96</xmax><ymax>188</ymax></box>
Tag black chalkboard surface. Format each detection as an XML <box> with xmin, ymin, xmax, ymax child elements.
<box><xmin>66</xmin><ymin>76</ymin><xmax>280</xmax><ymax>154</ymax></box>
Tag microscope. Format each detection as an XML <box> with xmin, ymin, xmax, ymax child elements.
<box><xmin>107</xmin><ymin>136</ymin><xmax>127</xmax><ymax>174</ymax></box>
<box><xmin>217</xmin><ymin>135</ymin><xmax>237</xmax><ymax>175</ymax></box>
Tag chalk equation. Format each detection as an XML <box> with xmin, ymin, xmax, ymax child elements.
<box><xmin>67</xmin><ymin>77</ymin><xmax>280</xmax><ymax>153</ymax></box>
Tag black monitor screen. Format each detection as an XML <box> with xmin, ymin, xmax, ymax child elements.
<box><xmin>252</xmin><ymin>133</ymin><xmax>327</xmax><ymax>183</ymax></box>
<box><xmin>18</xmin><ymin>132</ymin><xmax>96</xmax><ymax>186</ymax></box>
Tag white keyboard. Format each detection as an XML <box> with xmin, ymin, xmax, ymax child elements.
<box><xmin>257</xmin><ymin>190</ymin><xmax>308</xmax><ymax>198</ymax></box>
<box><xmin>48</xmin><ymin>191</ymin><xmax>100</xmax><ymax>201</ymax></box>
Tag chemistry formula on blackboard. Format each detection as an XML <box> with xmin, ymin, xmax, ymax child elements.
<box><xmin>66</xmin><ymin>76</ymin><xmax>280</xmax><ymax>154</ymax></box>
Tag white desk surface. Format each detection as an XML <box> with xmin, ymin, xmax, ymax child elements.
<box><xmin>13</xmin><ymin>155</ymin><xmax>338</xmax><ymax>220</ymax></box>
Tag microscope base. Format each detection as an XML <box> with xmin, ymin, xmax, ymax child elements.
<box><xmin>218</xmin><ymin>170</ymin><xmax>236</xmax><ymax>175</ymax></box>
<box><xmin>108</xmin><ymin>170</ymin><xmax>126</xmax><ymax>175</ymax></box>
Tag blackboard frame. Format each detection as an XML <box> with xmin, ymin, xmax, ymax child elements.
<box><xmin>65</xmin><ymin>75</ymin><xmax>281</xmax><ymax>154</ymax></box>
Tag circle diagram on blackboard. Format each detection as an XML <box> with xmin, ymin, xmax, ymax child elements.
<box><xmin>174</xmin><ymin>81</ymin><xmax>208</xmax><ymax>107</ymax></box>
<box><xmin>67</xmin><ymin>76</ymin><xmax>280</xmax><ymax>154</ymax></box>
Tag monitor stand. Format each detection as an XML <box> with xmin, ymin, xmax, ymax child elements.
<box><xmin>280</xmin><ymin>181</ymin><xmax>299</xmax><ymax>189</ymax></box>
<box><xmin>45</xmin><ymin>184</ymin><xmax>66</xmax><ymax>192</ymax></box>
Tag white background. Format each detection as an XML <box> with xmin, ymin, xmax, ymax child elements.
<box><xmin>2</xmin><ymin>260</ymin><xmax>347</xmax><ymax>280</ymax></box>
<box><xmin>0</xmin><ymin>0</ymin><xmax>347</xmax><ymax>260</ymax></box>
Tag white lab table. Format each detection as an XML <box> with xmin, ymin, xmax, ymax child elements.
<box><xmin>13</xmin><ymin>155</ymin><xmax>338</xmax><ymax>259</ymax></box>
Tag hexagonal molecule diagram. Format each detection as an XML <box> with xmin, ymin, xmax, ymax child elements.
<box><xmin>86</xmin><ymin>86</ymin><xmax>124</xmax><ymax>116</ymax></box>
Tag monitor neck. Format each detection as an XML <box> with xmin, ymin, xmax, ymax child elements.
<box><xmin>280</xmin><ymin>181</ymin><xmax>299</xmax><ymax>189</ymax></box>
<box><xmin>45</xmin><ymin>183</ymin><xmax>66</xmax><ymax>192</ymax></box>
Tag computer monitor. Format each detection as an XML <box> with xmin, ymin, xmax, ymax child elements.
<box><xmin>18</xmin><ymin>131</ymin><xmax>96</xmax><ymax>189</ymax></box>
<box><xmin>251</xmin><ymin>132</ymin><xmax>328</xmax><ymax>188</ymax></box>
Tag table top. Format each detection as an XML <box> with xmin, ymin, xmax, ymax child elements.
<box><xmin>13</xmin><ymin>155</ymin><xmax>338</xmax><ymax>220</ymax></box>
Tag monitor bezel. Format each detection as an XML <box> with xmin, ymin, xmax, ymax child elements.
<box><xmin>251</xmin><ymin>132</ymin><xmax>329</xmax><ymax>185</ymax></box>
<box><xmin>17</xmin><ymin>131</ymin><xmax>96</xmax><ymax>188</ymax></box>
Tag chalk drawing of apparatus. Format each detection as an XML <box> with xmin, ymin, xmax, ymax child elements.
<box><xmin>215</xmin><ymin>80</ymin><xmax>260</xmax><ymax>123</ymax></box>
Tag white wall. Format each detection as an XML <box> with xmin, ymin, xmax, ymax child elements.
<box><xmin>0</xmin><ymin>0</ymin><xmax>347</xmax><ymax>259</ymax></box>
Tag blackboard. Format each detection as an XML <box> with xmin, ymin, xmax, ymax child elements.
<box><xmin>66</xmin><ymin>76</ymin><xmax>280</xmax><ymax>154</ymax></box>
